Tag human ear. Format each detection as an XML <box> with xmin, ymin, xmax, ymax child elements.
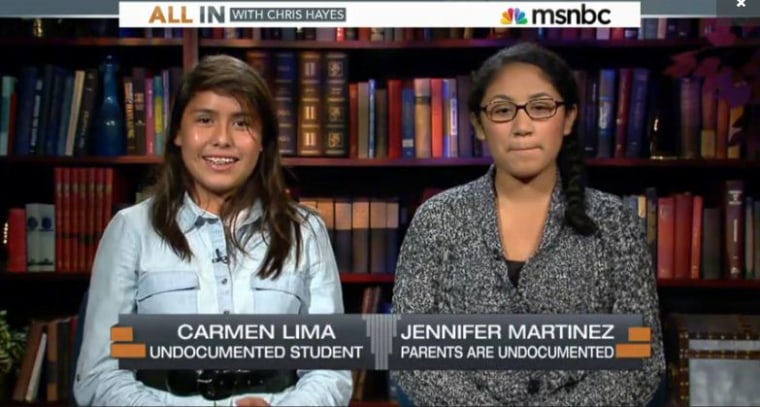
<box><xmin>562</xmin><ymin>104</ymin><xmax>578</xmax><ymax>137</ymax></box>
<box><xmin>470</xmin><ymin>113</ymin><xmax>486</xmax><ymax>141</ymax></box>
<box><xmin>174</xmin><ymin>127</ymin><xmax>183</xmax><ymax>147</ymax></box>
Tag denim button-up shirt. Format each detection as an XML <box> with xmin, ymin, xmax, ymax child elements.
<box><xmin>73</xmin><ymin>194</ymin><xmax>352</xmax><ymax>406</ymax></box>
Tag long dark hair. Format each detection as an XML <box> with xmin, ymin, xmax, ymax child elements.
<box><xmin>148</xmin><ymin>54</ymin><xmax>303</xmax><ymax>279</ymax></box>
<box><xmin>467</xmin><ymin>42</ymin><xmax>598</xmax><ymax>236</ymax></box>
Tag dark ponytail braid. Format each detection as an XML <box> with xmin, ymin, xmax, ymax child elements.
<box><xmin>557</xmin><ymin>125</ymin><xmax>598</xmax><ymax>236</ymax></box>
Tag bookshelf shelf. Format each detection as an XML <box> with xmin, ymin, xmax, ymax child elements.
<box><xmin>0</xmin><ymin>272</ymin><xmax>90</xmax><ymax>282</ymax></box>
<box><xmin>584</xmin><ymin>158</ymin><xmax>760</xmax><ymax>169</ymax></box>
<box><xmin>0</xmin><ymin>155</ymin><xmax>163</xmax><ymax>166</ymax></box>
<box><xmin>198</xmin><ymin>38</ymin><xmax>713</xmax><ymax>50</ymax></box>
<box><xmin>0</xmin><ymin>37</ymin><xmax>183</xmax><ymax>47</ymax></box>
<box><xmin>0</xmin><ymin>272</ymin><xmax>395</xmax><ymax>284</ymax></box>
<box><xmin>657</xmin><ymin>279</ymin><xmax>760</xmax><ymax>289</ymax></box>
<box><xmin>340</xmin><ymin>273</ymin><xmax>395</xmax><ymax>283</ymax></box>
<box><xmin>0</xmin><ymin>156</ymin><xmax>758</xmax><ymax>169</ymax></box>
<box><xmin>285</xmin><ymin>157</ymin><xmax>492</xmax><ymax>167</ymax></box>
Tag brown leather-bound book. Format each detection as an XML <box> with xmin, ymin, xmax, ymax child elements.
<box><xmin>322</xmin><ymin>52</ymin><xmax>349</xmax><ymax>157</ymax></box>
<box><xmin>724</xmin><ymin>180</ymin><xmax>745</xmax><ymax>279</ymax></box>
<box><xmin>12</xmin><ymin>320</ymin><xmax>46</xmax><ymax>402</ymax></box>
<box><xmin>296</xmin><ymin>51</ymin><xmax>323</xmax><ymax>156</ymax></box>
<box><xmin>45</xmin><ymin>319</ymin><xmax>58</xmax><ymax>402</ymax></box>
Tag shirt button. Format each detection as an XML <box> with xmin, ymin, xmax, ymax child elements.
<box><xmin>221</xmin><ymin>278</ymin><xmax>228</xmax><ymax>284</ymax></box>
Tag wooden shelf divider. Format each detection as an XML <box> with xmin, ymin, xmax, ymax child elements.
<box><xmin>0</xmin><ymin>156</ymin><xmax>759</xmax><ymax>169</ymax></box>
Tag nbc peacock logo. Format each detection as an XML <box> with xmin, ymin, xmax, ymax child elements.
<box><xmin>501</xmin><ymin>7</ymin><xmax>528</xmax><ymax>25</ymax></box>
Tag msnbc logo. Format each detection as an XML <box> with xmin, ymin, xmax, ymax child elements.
<box><xmin>501</xmin><ymin>7</ymin><xmax>528</xmax><ymax>25</ymax></box>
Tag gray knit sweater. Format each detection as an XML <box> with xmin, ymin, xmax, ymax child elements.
<box><xmin>391</xmin><ymin>166</ymin><xmax>666</xmax><ymax>406</ymax></box>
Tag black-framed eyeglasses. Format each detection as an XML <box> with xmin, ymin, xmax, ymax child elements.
<box><xmin>480</xmin><ymin>99</ymin><xmax>565</xmax><ymax>123</ymax></box>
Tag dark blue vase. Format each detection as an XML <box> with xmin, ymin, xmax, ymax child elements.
<box><xmin>95</xmin><ymin>55</ymin><xmax>126</xmax><ymax>156</ymax></box>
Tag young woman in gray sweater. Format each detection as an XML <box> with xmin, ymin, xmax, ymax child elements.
<box><xmin>391</xmin><ymin>42</ymin><xmax>666</xmax><ymax>407</ymax></box>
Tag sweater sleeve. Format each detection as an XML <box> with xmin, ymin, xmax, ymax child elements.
<box><xmin>390</xmin><ymin>200</ymin><xmax>503</xmax><ymax>407</ymax></box>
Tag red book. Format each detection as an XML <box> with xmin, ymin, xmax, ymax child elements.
<box><xmin>674</xmin><ymin>193</ymin><xmax>693</xmax><ymax>279</ymax></box>
<box><xmin>386</xmin><ymin>79</ymin><xmax>403</xmax><ymax>159</ymax></box>
<box><xmin>724</xmin><ymin>180</ymin><xmax>745</xmax><ymax>279</ymax></box>
<box><xmin>430</xmin><ymin>78</ymin><xmax>444</xmax><ymax>158</ymax></box>
<box><xmin>690</xmin><ymin>195</ymin><xmax>704</xmax><ymax>279</ymax></box>
<box><xmin>614</xmin><ymin>68</ymin><xmax>632</xmax><ymax>158</ymax></box>
<box><xmin>6</xmin><ymin>208</ymin><xmax>26</xmax><ymax>272</ymax></box>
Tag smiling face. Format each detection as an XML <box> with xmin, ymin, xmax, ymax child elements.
<box><xmin>472</xmin><ymin>62</ymin><xmax>577</xmax><ymax>181</ymax></box>
<box><xmin>174</xmin><ymin>90</ymin><xmax>262</xmax><ymax>203</ymax></box>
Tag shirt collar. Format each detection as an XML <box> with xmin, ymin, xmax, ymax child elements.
<box><xmin>473</xmin><ymin>164</ymin><xmax>566</xmax><ymax>256</ymax></box>
<box><xmin>177</xmin><ymin>192</ymin><xmax>264</xmax><ymax>233</ymax></box>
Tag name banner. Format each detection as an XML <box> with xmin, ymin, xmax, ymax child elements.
<box><xmin>112</xmin><ymin>314</ymin><xmax>653</xmax><ymax>370</ymax></box>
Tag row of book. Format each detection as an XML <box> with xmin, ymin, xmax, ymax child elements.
<box><xmin>3</xmin><ymin>169</ymin><xmax>756</xmax><ymax>279</ymax></box>
<box><xmin>249</xmin><ymin>47</ymin><xmax>756</xmax><ymax>160</ymax></box>
<box><xmin>3</xmin><ymin>168</ymin><xmax>407</xmax><ymax>275</ymax></box>
<box><xmin>4</xmin><ymin>167</ymin><xmax>124</xmax><ymax>273</ymax></box>
<box><xmin>9</xmin><ymin>314</ymin><xmax>78</xmax><ymax>404</ymax></box>
<box><xmin>576</xmin><ymin>69</ymin><xmax>750</xmax><ymax>160</ymax></box>
<box><xmin>4</xmin><ymin>17</ymin><xmax>756</xmax><ymax>43</ymax></box>
<box><xmin>0</xmin><ymin>58</ymin><xmax>755</xmax><ymax>161</ymax></box>
<box><xmin>0</xmin><ymin>64</ymin><xmax>184</xmax><ymax>158</ymax></box>
<box><xmin>638</xmin><ymin>181</ymin><xmax>759</xmax><ymax>280</ymax></box>
<box><xmin>194</xmin><ymin>18</ymin><xmax>750</xmax><ymax>43</ymax></box>
<box><xmin>298</xmin><ymin>197</ymin><xmax>403</xmax><ymax>275</ymax></box>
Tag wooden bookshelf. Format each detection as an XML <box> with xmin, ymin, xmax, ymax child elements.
<box><xmin>0</xmin><ymin>156</ymin><xmax>758</xmax><ymax>169</ymax></box>
<box><xmin>0</xmin><ymin>19</ymin><xmax>759</xmax><ymax>407</ymax></box>
<box><xmin>657</xmin><ymin>278</ymin><xmax>760</xmax><ymax>289</ymax></box>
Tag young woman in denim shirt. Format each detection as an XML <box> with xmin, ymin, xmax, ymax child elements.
<box><xmin>73</xmin><ymin>55</ymin><xmax>352</xmax><ymax>407</ymax></box>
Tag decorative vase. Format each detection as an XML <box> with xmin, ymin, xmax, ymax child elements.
<box><xmin>95</xmin><ymin>55</ymin><xmax>126</xmax><ymax>156</ymax></box>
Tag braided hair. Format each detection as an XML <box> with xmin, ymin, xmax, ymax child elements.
<box><xmin>467</xmin><ymin>42</ymin><xmax>598</xmax><ymax>236</ymax></box>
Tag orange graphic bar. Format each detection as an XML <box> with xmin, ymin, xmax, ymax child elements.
<box><xmin>615</xmin><ymin>344</ymin><xmax>651</xmax><ymax>358</ymax></box>
<box><xmin>111</xmin><ymin>343</ymin><xmax>146</xmax><ymax>358</ymax></box>
<box><xmin>628</xmin><ymin>327</ymin><xmax>651</xmax><ymax>342</ymax></box>
<box><xmin>111</xmin><ymin>326</ymin><xmax>134</xmax><ymax>342</ymax></box>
